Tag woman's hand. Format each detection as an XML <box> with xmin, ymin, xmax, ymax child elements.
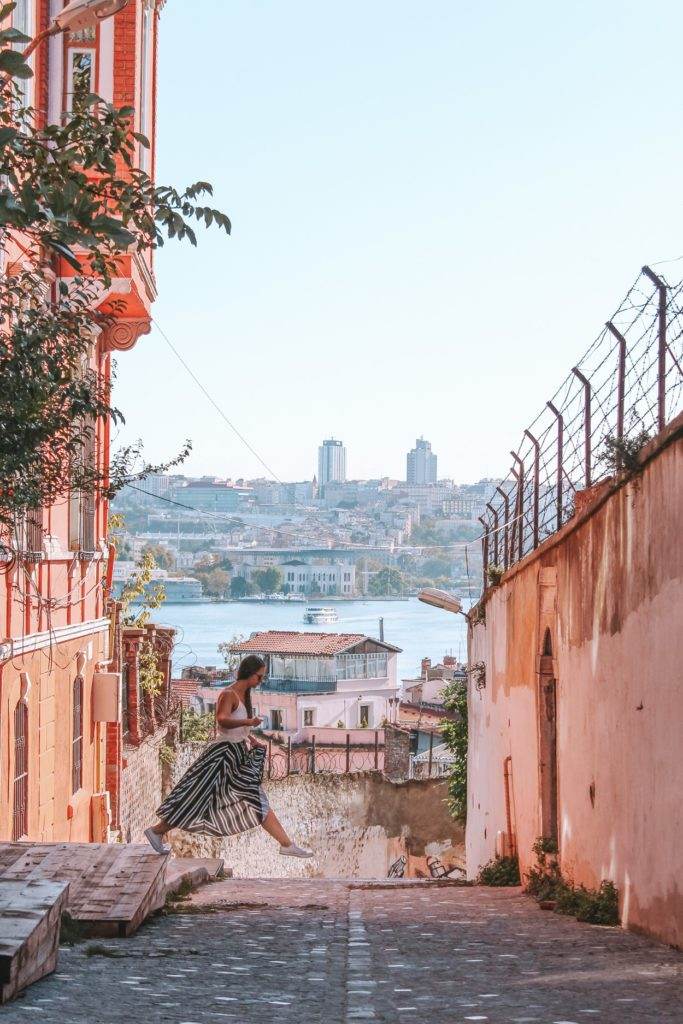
<box><xmin>247</xmin><ymin>716</ymin><xmax>263</xmax><ymax>727</ymax></box>
<box><xmin>247</xmin><ymin>734</ymin><xmax>267</xmax><ymax>750</ymax></box>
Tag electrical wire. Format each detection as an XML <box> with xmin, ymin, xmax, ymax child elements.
<box><xmin>152</xmin><ymin>318</ymin><xmax>284</xmax><ymax>484</ymax></box>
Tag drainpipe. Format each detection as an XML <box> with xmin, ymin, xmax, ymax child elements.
<box><xmin>503</xmin><ymin>755</ymin><xmax>516</xmax><ymax>857</ymax></box>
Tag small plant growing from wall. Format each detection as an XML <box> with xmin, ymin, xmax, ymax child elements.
<box><xmin>441</xmin><ymin>679</ymin><xmax>467</xmax><ymax>821</ymax></box>
<box><xmin>487</xmin><ymin>565</ymin><xmax>505</xmax><ymax>587</ymax></box>
<box><xmin>599</xmin><ymin>430</ymin><xmax>650</xmax><ymax>475</ymax></box>
<box><xmin>477</xmin><ymin>856</ymin><xmax>520</xmax><ymax>886</ymax></box>
<box><xmin>525</xmin><ymin>836</ymin><xmax>619</xmax><ymax>926</ymax></box>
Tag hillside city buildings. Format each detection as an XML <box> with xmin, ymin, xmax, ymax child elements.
<box><xmin>113</xmin><ymin>438</ymin><xmax>496</xmax><ymax>600</ymax></box>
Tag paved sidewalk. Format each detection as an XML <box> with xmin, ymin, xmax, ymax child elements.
<box><xmin>3</xmin><ymin>880</ymin><xmax>681</xmax><ymax>1023</ymax></box>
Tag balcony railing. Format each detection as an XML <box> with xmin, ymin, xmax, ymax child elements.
<box><xmin>262</xmin><ymin>677</ymin><xmax>337</xmax><ymax>694</ymax></box>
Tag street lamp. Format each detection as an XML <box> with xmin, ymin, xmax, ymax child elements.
<box><xmin>418</xmin><ymin>587</ymin><xmax>464</xmax><ymax>616</ymax></box>
<box><xmin>1</xmin><ymin>0</ymin><xmax>128</xmax><ymax>92</ymax></box>
<box><xmin>16</xmin><ymin>0</ymin><xmax>129</xmax><ymax>63</ymax></box>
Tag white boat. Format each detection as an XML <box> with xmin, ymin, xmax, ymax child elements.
<box><xmin>304</xmin><ymin>605</ymin><xmax>339</xmax><ymax>624</ymax></box>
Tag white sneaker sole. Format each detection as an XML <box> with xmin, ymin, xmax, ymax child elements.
<box><xmin>144</xmin><ymin>828</ymin><xmax>171</xmax><ymax>855</ymax></box>
<box><xmin>279</xmin><ymin>846</ymin><xmax>314</xmax><ymax>859</ymax></box>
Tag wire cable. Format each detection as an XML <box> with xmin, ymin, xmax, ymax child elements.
<box><xmin>152</xmin><ymin>318</ymin><xmax>284</xmax><ymax>483</ymax></box>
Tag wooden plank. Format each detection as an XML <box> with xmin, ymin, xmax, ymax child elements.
<box><xmin>0</xmin><ymin>879</ymin><xmax>69</xmax><ymax>1004</ymax></box>
<box><xmin>0</xmin><ymin>843</ymin><xmax>169</xmax><ymax>937</ymax></box>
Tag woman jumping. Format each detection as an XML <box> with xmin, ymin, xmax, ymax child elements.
<box><xmin>145</xmin><ymin>654</ymin><xmax>313</xmax><ymax>859</ymax></box>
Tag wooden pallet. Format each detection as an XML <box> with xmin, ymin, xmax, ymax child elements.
<box><xmin>0</xmin><ymin>878</ymin><xmax>69</xmax><ymax>1004</ymax></box>
<box><xmin>0</xmin><ymin>843</ymin><xmax>169</xmax><ymax>938</ymax></box>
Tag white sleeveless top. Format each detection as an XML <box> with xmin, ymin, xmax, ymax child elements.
<box><xmin>214</xmin><ymin>695</ymin><xmax>251</xmax><ymax>743</ymax></box>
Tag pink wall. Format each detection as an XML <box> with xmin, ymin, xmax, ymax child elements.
<box><xmin>468</xmin><ymin>416</ymin><xmax>683</xmax><ymax>948</ymax></box>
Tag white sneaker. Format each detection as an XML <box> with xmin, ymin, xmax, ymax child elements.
<box><xmin>144</xmin><ymin>827</ymin><xmax>171</xmax><ymax>855</ymax></box>
<box><xmin>279</xmin><ymin>842</ymin><xmax>314</xmax><ymax>859</ymax></box>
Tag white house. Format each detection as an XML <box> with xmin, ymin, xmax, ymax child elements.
<box><xmin>229</xmin><ymin>630</ymin><xmax>401</xmax><ymax>736</ymax></box>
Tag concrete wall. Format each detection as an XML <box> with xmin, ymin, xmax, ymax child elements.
<box><xmin>166</xmin><ymin>757</ymin><xmax>464</xmax><ymax>881</ymax></box>
<box><xmin>467</xmin><ymin>418</ymin><xmax>683</xmax><ymax>947</ymax></box>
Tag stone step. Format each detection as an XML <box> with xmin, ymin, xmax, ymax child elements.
<box><xmin>0</xmin><ymin>843</ymin><xmax>168</xmax><ymax>939</ymax></box>
<box><xmin>164</xmin><ymin>857</ymin><xmax>227</xmax><ymax>899</ymax></box>
<box><xmin>0</xmin><ymin>878</ymin><xmax>70</xmax><ymax>1005</ymax></box>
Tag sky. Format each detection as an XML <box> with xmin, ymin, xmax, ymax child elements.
<box><xmin>113</xmin><ymin>0</ymin><xmax>683</xmax><ymax>484</ymax></box>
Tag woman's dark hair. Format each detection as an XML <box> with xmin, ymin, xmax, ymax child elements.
<box><xmin>237</xmin><ymin>655</ymin><xmax>266</xmax><ymax>718</ymax></box>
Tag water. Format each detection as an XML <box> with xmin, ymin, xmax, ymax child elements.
<box><xmin>150</xmin><ymin>597</ymin><xmax>469</xmax><ymax>680</ymax></box>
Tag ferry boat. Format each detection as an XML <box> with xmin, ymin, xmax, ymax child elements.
<box><xmin>304</xmin><ymin>606</ymin><xmax>339</xmax><ymax>624</ymax></box>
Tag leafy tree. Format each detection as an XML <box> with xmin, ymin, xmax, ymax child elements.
<box><xmin>217</xmin><ymin>633</ymin><xmax>247</xmax><ymax>673</ymax></box>
<box><xmin>253</xmin><ymin>567</ymin><xmax>283</xmax><ymax>594</ymax></box>
<box><xmin>368</xmin><ymin>567</ymin><xmax>404</xmax><ymax>597</ymax></box>
<box><xmin>141</xmin><ymin>543</ymin><xmax>175</xmax><ymax>571</ymax></box>
<box><xmin>0</xmin><ymin>14</ymin><xmax>230</xmax><ymax>532</ymax></box>
<box><xmin>421</xmin><ymin>557</ymin><xmax>452</xmax><ymax>579</ymax></box>
<box><xmin>204</xmin><ymin>569</ymin><xmax>230</xmax><ymax>598</ymax></box>
<box><xmin>118</xmin><ymin>550</ymin><xmax>167</xmax><ymax>696</ymax></box>
<box><xmin>118</xmin><ymin>550</ymin><xmax>166</xmax><ymax>627</ymax></box>
<box><xmin>181</xmin><ymin>710</ymin><xmax>215</xmax><ymax>743</ymax></box>
<box><xmin>441</xmin><ymin>679</ymin><xmax>468</xmax><ymax>820</ymax></box>
<box><xmin>230</xmin><ymin>576</ymin><xmax>255</xmax><ymax>599</ymax></box>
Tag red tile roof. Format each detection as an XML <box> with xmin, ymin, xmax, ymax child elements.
<box><xmin>230</xmin><ymin>631</ymin><xmax>400</xmax><ymax>656</ymax></box>
<box><xmin>171</xmin><ymin>678</ymin><xmax>200</xmax><ymax>707</ymax></box>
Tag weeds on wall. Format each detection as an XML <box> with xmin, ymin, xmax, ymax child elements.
<box><xmin>598</xmin><ymin>431</ymin><xmax>650</xmax><ymax>475</ymax></box>
<box><xmin>441</xmin><ymin>679</ymin><xmax>467</xmax><ymax>821</ymax></box>
<box><xmin>478</xmin><ymin>855</ymin><xmax>521</xmax><ymax>886</ymax></box>
<box><xmin>526</xmin><ymin>837</ymin><xmax>619</xmax><ymax>926</ymax></box>
<box><xmin>486</xmin><ymin>565</ymin><xmax>505</xmax><ymax>587</ymax></box>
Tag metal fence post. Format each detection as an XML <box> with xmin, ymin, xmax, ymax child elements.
<box><xmin>374</xmin><ymin>730</ymin><xmax>379</xmax><ymax>770</ymax></box>
<box><xmin>572</xmin><ymin>367</ymin><xmax>592</xmax><ymax>487</ymax></box>
<box><xmin>642</xmin><ymin>265</ymin><xmax>668</xmax><ymax>431</ymax></box>
<box><xmin>345</xmin><ymin>732</ymin><xmax>350</xmax><ymax>773</ymax></box>
<box><xmin>523</xmin><ymin>429</ymin><xmax>540</xmax><ymax>548</ymax></box>
<box><xmin>287</xmin><ymin>736</ymin><xmax>292</xmax><ymax>777</ymax></box>
<box><xmin>311</xmin><ymin>735</ymin><xmax>316</xmax><ymax>775</ymax></box>
<box><xmin>547</xmin><ymin>402</ymin><xmax>564</xmax><ymax>530</ymax></box>
<box><xmin>478</xmin><ymin>517</ymin><xmax>489</xmax><ymax>589</ymax></box>
<box><xmin>267</xmin><ymin>738</ymin><xmax>272</xmax><ymax>780</ymax></box>
<box><xmin>485</xmin><ymin>503</ymin><xmax>501</xmax><ymax>569</ymax></box>
<box><xmin>606</xmin><ymin>322</ymin><xmax>627</xmax><ymax>451</ymax></box>
<box><xmin>495</xmin><ymin>486</ymin><xmax>510</xmax><ymax>569</ymax></box>
<box><xmin>511</xmin><ymin>452</ymin><xmax>525</xmax><ymax>562</ymax></box>
<box><xmin>427</xmin><ymin>731</ymin><xmax>434</xmax><ymax>778</ymax></box>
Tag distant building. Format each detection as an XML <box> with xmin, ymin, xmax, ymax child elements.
<box><xmin>281</xmin><ymin>562</ymin><xmax>356</xmax><ymax>596</ymax></box>
<box><xmin>112</xmin><ymin>565</ymin><xmax>203</xmax><ymax>603</ymax></box>
<box><xmin>407</xmin><ymin>437</ymin><xmax>437</xmax><ymax>485</ymax></box>
<box><xmin>229</xmin><ymin>630</ymin><xmax>401</xmax><ymax>733</ymax></box>
<box><xmin>172</xmin><ymin>481</ymin><xmax>240</xmax><ymax>514</ymax></box>
<box><xmin>318</xmin><ymin>438</ymin><xmax>347</xmax><ymax>487</ymax></box>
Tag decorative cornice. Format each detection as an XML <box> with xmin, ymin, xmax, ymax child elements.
<box><xmin>102</xmin><ymin>319</ymin><xmax>152</xmax><ymax>353</ymax></box>
<box><xmin>1</xmin><ymin>618</ymin><xmax>111</xmax><ymax>662</ymax></box>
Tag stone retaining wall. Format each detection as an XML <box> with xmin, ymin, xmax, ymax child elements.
<box><xmin>166</xmin><ymin>757</ymin><xmax>464</xmax><ymax>880</ymax></box>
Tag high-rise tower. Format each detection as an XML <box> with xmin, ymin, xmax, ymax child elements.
<box><xmin>407</xmin><ymin>437</ymin><xmax>437</xmax><ymax>485</ymax></box>
<box><xmin>318</xmin><ymin>438</ymin><xmax>347</xmax><ymax>486</ymax></box>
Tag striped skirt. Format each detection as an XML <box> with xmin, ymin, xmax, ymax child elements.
<box><xmin>157</xmin><ymin>740</ymin><xmax>269</xmax><ymax>837</ymax></box>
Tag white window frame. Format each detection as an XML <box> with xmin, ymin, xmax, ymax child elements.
<box><xmin>66</xmin><ymin>47</ymin><xmax>96</xmax><ymax>112</ymax></box>
<box><xmin>12</xmin><ymin>0</ymin><xmax>35</xmax><ymax>110</ymax></box>
<box><xmin>303</xmin><ymin>708</ymin><xmax>315</xmax><ymax>728</ymax></box>
<box><xmin>138</xmin><ymin>2</ymin><xmax>153</xmax><ymax>171</ymax></box>
<box><xmin>359</xmin><ymin>704</ymin><xmax>371</xmax><ymax>729</ymax></box>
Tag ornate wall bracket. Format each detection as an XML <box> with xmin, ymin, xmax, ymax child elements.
<box><xmin>102</xmin><ymin>319</ymin><xmax>152</xmax><ymax>353</ymax></box>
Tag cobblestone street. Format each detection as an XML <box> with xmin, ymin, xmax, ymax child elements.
<box><xmin>4</xmin><ymin>881</ymin><xmax>682</xmax><ymax>1024</ymax></box>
